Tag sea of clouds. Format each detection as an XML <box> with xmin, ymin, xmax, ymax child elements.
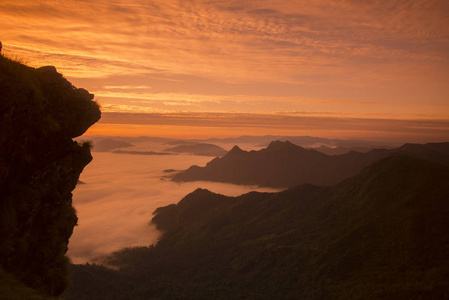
<box><xmin>68</xmin><ymin>142</ymin><xmax>280</xmax><ymax>264</ymax></box>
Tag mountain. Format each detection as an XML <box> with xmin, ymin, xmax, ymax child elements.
<box><xmin>92</xmin><ymin>138</ymin><xmax>133</xmax><ymax>152</ymax></box>
<box><xmin>173</xmin><ymin>140</ymin><xmax>449</xmax><ymax>188</ymax></box>
<box><xmin>0</xmin><ymin>268</ymin><xmax>51</xmax><ymax>300</ymax></box>
<box><xmin>64</xmin><ymin>156</ymin><xmax>449</xmax><ymax>299</ymax></box>
<box><xmin>83</xmin><ymin>135</ymin><xmax>178</xmax><ymax>144</ymax></box>
<box><xmin>0</xmin><ymin>54</ymin><xmax>100</xmax><ymax>297</ymax></box>
<box><xmin>311</xmin><ymin>145</ymin><xmax>373</xmax><ymax>155</ymax></box>
<box><xmin>113</xmin><ymin>150</ymin><xmax>172</xmax><ymax>155</ymax></box>
<box><xmin>164</xmin><ymin>142</ymin><xmax>228</xmax><ymax>157</ymax></box>
<box><xmin>197</xmin><ymin>135</ymin><xmax>393</xmax><ymax>149</ymax></box>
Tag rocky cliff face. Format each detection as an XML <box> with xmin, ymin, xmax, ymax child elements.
<box><xmin>0</xmin><ymin>54</ymin><xmax>100</xmax><ymax>296</ymax></box>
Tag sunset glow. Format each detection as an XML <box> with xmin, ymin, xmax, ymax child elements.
<box><xmin>2</xmin><ymin>0</ymin><xmax>448</xmax><ymax>141</ymax></box>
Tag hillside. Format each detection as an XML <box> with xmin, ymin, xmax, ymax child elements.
<box><xmin>173</xmin><ymin>140</ymin><xmax>449</xmax><ymax>187</ymax></box>
<box><xmin>164</xmin><ymin>142</ymin><xmax>227</xmax><ymax>157</ymax></box>
<box><xmin>198</xmin><ymin>135</ymin><xmax>391</xmax><ymax>149</ymax></box>
<box><xmin>0</xmin><ymin>54</ymin><xmax>100</xmax><ymax>297</ymax></box>
<box><xmin>311</xmin><ymin>145</ymin><xmax>373</xmax><ymax>155</ymax></box>
<box><xmin>65</xmin><ymin>156</ymin><xmax>449</xmax><ymax>299</ymax></box>
<box><xmin>92</xmin><ymin>138</ymin><xmax>133</xmax><ymax>152</ymax></box>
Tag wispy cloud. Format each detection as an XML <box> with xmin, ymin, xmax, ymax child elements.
<box><xmin>1</xmin><ymin>0</ymin><xmax>448</xmax><ymax>131</ymax></box>
<box><xmin>85</xmin><ymin>111</ymin><xmax>449</xmax><ymax>143</ymax></box>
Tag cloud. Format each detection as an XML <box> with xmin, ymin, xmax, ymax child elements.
<box><xmin>3</xmin><ymin>0</ymin><xmax>447</xmax><ymax>80</ymax></box>
<box><xmin>69</xmin><ymin>150</ymin><xmax>280</xmax><ymax>263</ymax></box>
<box><xmin>1</xmin><ymin>0</ymin><xmax>448</xmax><ymax>123</ymax></box>
<box><xmin>92</xmin><ymin>112</ymin><xmax>449</xmax><ymax>142</ymax></box>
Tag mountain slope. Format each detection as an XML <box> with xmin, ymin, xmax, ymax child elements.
<box><xmin>173</xmin><ymin>140</ymin><xmax>449</xmax><ymax>187</ymax></box>
<box><xmin>65</xmin><ymin>156</ymin><xmax>449</xmax><ymax>299</ymax></box>
<box><xmin>0</xmin><ymin>268</ymin><xmax>53</xmax><ymax>300</ymax></box>
<box><xmin>198</xmin><ymin>135</ymin><xmax>391</xmax><ymax>149</ymax></box>
<box><xmin>164</xmin><ymin>142</ymin><xmax>227</xmax><ymax>157</ymax></box>
<box><xmin>92</xmin><ymin>138</ymin><xmax>133</xmax><ymax>152</ymax></box>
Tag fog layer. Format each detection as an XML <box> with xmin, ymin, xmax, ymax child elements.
<box><xmin>69</xmin><ymin>144</ymin><xmax>280</xmax><ymax>263</ymax></box>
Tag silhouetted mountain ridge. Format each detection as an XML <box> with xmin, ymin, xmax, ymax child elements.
<box><xmin>164</xmin><ymin>142</ymin><xmax>227</xmax><ymax>157</ymax></box>
<box><xmin>228</xmin><ymin>145</ymin><xmax>245</xmax><ymax>154</ymax></box>
<box><xmin>197</xmin><ymin>135</ymin><xmax>392</xmax><ymax>149</ymax></box>
<box><xmin>92</xmin><ymin>138</ymin><xmax>133</xmax><ymax>152</ymax></box>
<box><xmin>65</xmin><ymin>156</ymin><xmax>449</xmax><ymax>299</ymax></box>
<box><xmin>173</xmin><ymin>140</ymin><xmax>449</xmax><ymax>187</ymax></box>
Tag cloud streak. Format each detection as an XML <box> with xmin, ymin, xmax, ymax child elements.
<box><xmin>1</xmin><ymin>0</ymin><xmax>448</xmax><ymax>135</ymax></box>
<box><xmin>82</xmin><ymin>112</ymin><xmax>449</xmax><ymax>143</ymax></box>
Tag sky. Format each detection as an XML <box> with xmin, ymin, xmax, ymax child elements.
<box><xmin>1</xmin><ymin>0</ymin><xmax>449</xmax><ymax>141</ymax></box>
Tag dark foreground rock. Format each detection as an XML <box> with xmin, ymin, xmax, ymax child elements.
<box><xmin>0</xmin><ymin>54</ymin><xmax>100</xmax><ymax>297</ymax></box>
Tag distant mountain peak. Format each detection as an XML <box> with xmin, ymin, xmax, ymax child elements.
<box><xmin>227</xmin><ymin>145</ymin><xmax>245</xmax><ymax>154</ymax></box>
<box><xmin>191</xmin><ymin>187</ymin><xmax>213</xmax><ymax>194</ymax></box>
<box><xmin>398</xmin><ymin>142</ymin><xmax>449</xmax><ymax>153</ymax></box>
<box><xmin>266</xmin><ymin>140</ymin><xmax>300</xmax><ymax>151</ymax></box>
<box><xmin>173</xmin><ymin>140</ymin><xmax>449</xmax><ymax>189</ymax></box>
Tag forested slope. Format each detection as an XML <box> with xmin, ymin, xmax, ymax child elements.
<box><xmin>66</xmin><ymin>156</ymin><xmax>449</xmax><ymax>299</ymax></box>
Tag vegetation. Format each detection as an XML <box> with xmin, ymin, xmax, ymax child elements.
<box><xmin>0</xmin><ymin>53</ymin><xmax>100</xmax><ymax>297</ymax></box>
<box><xmin>0</xmin><ymin>268</ymin><xmax>56</xmax><ymax>300</ymax></box>
<box><xmin>65</xmin><ymin>156</ymin><xmax>449</xmax><ymax>299</ymax></box>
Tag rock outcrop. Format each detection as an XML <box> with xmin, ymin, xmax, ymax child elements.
<box><xmin>0</xmin><ymin>54</ymin><xmax>100</xmax><ymax>296</ymax></box>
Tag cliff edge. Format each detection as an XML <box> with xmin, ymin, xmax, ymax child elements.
<box><xmin>0</xmin><ymin>54</ymin><xmax>101</xmax><ymax>297</ymax></box>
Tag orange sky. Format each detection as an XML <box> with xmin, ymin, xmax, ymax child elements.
<box><xmin>1</xmin><ymin>0</ymin><xmax>448</xmax><ymax>141</ymax></box>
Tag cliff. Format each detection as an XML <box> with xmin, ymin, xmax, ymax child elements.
<box><xmin>0</xmin><ymin>54</ymin><xmax>100</xmax><ymax>297</ymax></box>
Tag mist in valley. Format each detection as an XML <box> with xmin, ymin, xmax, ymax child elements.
<box><xmin>68</xmin><ymin>141</ymin><xmax>281</xmax><ymax>264</ymax></box>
